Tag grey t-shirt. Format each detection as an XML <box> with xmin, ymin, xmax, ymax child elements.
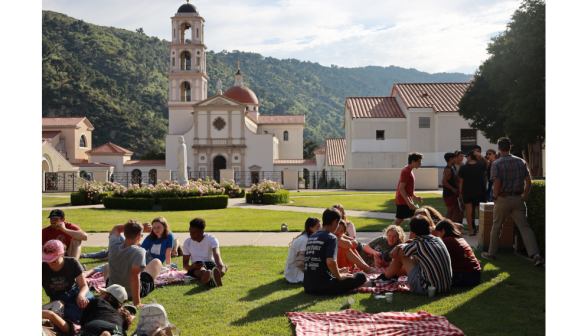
<box><xmin>108</xmin><ymin>234</ymin><xmax>146</xmax><ymax>300</ymax></box>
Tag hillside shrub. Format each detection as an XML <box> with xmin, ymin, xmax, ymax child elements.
<box><xmin>160</xmin><ymin>195</ymin><xmax>229</xmax><ymax>211</ymax></box>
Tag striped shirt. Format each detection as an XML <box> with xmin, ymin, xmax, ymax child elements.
<box><xmin>403</xmin><ymin>235</ymin><xmax>452</xmax><ymax>293</ymax></box>
<box><xmin>489</xmin><ymin>154</ymin><xmax>530</xmax><ymax>193</ymax></box>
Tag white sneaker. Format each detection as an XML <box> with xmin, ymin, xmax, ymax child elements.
<box><xmin>201</xmin><ymin>269</ymin><xmax>212</xmax><ymax>285</ymax></box>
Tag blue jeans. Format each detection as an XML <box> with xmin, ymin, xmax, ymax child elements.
<box><xmin>49</xmin><ymin>284</ymin><xmax>95</xmax><ymax>323</ymax></box>
<box><xmin>81</xmin><ymin>250</ymin><xmax>109</xmax><ymax>259</ymax></box>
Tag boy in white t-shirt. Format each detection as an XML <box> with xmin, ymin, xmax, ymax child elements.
<box><xmin>183</xmin><ymin>218</ymin><xmax>229</xmax><ymax>287</ymax></box>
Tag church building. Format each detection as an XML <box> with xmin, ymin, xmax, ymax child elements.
<box><xmin>164</xmin><ymin>1</ymin><xmax>317</xmax><ymax>183</ymax></box>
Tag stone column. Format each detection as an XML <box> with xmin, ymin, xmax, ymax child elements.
<box><xmin>283</xmin><ymin>170</ymin><xmax>298</xmax><ymax>190</ymax></box>
<box><xmin>220</xmin><ymin>169</ymin><xmax>234</xmax><ymax>183</ymax></box>
<box><xmin>207</xmin><ymin>111</ymin><xmax>211</xmax><ymax>144</ymax></box>
<box><xmin>93</xmin><ymin>170</ymin><xmax>109</xmax><ymax>183</ymax></box>
<box><xmin>157</xmin><ymin>170</ymin><xmax>172</xmax><ymax>183</ymax></box>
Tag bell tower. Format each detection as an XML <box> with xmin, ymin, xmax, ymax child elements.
<box><xmin>167</xmin><ymin>0</ymin><xmax>209</xmax><ymax>135</ymax></box>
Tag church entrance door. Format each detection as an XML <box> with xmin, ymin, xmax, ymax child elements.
<box><xmin>213</xmin><ymin>155</ymin><xmax>227</xmax><ymax>182</ymax></box>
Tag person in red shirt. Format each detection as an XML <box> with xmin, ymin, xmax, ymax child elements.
<box><xmin>42</xmin><ymin>209</ymin><xmax>88</xmax><ymax>260</ymax></box>
<box><xmin>392</xmin><ymin>152</ymin><xmax>424</xmax><ymax>226</ymax></box>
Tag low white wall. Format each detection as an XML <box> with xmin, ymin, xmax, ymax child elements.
<box><xmin>220</xmin><ymin>169</ymin><xmax>234</xmax><ymax>183</ymax></box>
<box><xmin>283</xmin><ymin>170</ymin><xmax>299</xmax><ymax>190</ymax></box>
<box><xmin>346</xmin><ymin>168</ymin><xmax>438</xmax><ymax>190</ymax></box>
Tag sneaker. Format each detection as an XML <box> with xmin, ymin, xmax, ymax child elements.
<box><xmin>533</xmin><ymin>255</ymin><xmax>545</xmax><ymax>267</ymax></box>
<box><xmin>200</xmin><ymin>270</ymin><xmax>212</xmax><ymax>285</ymax></box>
<box><xmin>122</xmin><ymin>305</ymin><xmax>137</xmax><ymax>315</ymax></box>
<box><xmin>211</xmin><ymin>267</ymin><xmax>223</xmax><ymax>287</ymax></box>
<box><xmin>481</xmin><ymin>252</ymin><xmax>496</xmax><ymax>261</ymax></box>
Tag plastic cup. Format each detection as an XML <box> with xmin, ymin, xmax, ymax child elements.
<box><xmin>385</xmin><ymin>292</ymin><xmax>393</xmax><ymax>303</ymax></box>
<box><xmin>342</xmin><ymin>297</ymin><xmax>355</xmax><ymax>308</ymax></box>
<box><xmin>184</xmin><ymin>275</ymin><xmax>191</xmax><ymax>284</ymax></box>
<box><xmin>428</xmin><ymin>286</ymin><xmax>436</xmax><ymax>297</ymax></box>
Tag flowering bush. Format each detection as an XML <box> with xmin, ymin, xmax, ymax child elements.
<box><xmin>248</xmin><ymin>179</ymin><xmax>283</xmax><ymax>204</ymax></box>
<box><xmin>77</xmin><ymin>181</ymin><xmax>119</xmax><ymax>204</ymax></box>
<box><xmin>107</xmin><ymin>179</ymin><xmax>226</xmax><ymax>203</ymax></box>
<box><xmin>218</xmin><ymin>179</ymin><xmax>243</xmax><ymax>198</ymax></box>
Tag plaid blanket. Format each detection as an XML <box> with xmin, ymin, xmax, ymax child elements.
<box><xmin>86</xmin><ymin>267</ymin><xmax>192</xmax><ymax>292</ymax></box>
<box><xmin>347</xmin><ymin>267</ymin><xmax>411</xmax><ymax>294</ymax></box>
<box><xmin>287</xmin><ymin>310</ymin><xmax>465</xmax><ymax>336</ymax></box>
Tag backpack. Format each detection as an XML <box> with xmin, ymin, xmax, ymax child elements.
<box><xmin>132</xmin><ymin>302</ymin><xmax>180</xmax><ymax>336</ymax></box>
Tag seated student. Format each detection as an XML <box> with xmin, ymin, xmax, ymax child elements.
<box><xmin>332</xmin><ymin>204</ymin><xmax>356</xmax><ymax>239</ymax></box>
<box><xmin>43</xmin><ymin>209</ymin><xmax>88</xmax><ymax>260</ymax></box>
<box><xmin>284</xmin><ymin>217</ymin><xmax>322</xmax><ymax>283</ymax></box>
<box><xmin>103</xmin><ymin>220</ymin><xmax>162</xmax><ymax>308</ymax></box>
<box><xmin>334</xmin><ymin>221</ymin><xmax>379</xmax><ymax>274</ymax></box>
<box><xmin>42</xmin><ymin>309</ymin><xmax>74</xmax><ymax>336</ymax></box>
<box><xmin>141</xmin><ymin>216</ymin><xmax>175</xmax><ymax>267</ymax></box>
<box><xmin>183</xmin><ymin>218</ymin><xmax>229</xmax><ymax>288</ymax></box>
<box><xmin>303</xmin><ymin>208</ymin><xmax>370</xmax><ymax>295</ymax></box>
<box><xmin>79</xmin><ymin>284</ymin><xmax>133</xmax><ymax>336</ymax></box>
<box><xmin>42</xmin><ymin>239</ymin><xmax>94</xmax><ymax>323</ymax></box>
<box><xmin>358</xmin><ymin>225</ymin><xmax>406</xmax><ymax>267</ymax></box>
<box><xmin>420</xmin><ymin>205</ymin><xmax>464</xmax><ymax>232</ymax></box>
<box><xmin>435</xmin><ymin>219</ymin><xmax>481</xmax><ymax>287</ymax></box>
<box><xmin>379</xmin><ymin>216</ymin><xmax>453</xmax><ymax>295</ymax></box>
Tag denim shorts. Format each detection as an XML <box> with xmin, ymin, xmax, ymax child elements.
<box><xmin>186</xmin><ymin>261</ymin><xmax>216</xmax><ymax>278</ymax></box>
<box><xmin>407</xmin><ymin>264</ymin><xmax>428</xmax><ymax>295</ymax></box>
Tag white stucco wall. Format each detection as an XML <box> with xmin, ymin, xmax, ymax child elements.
<box><xmin>350</xmin><ymin>152</ymin><xmax>408</xmax><ymax>169</ymax></box>
<box><xmin>88</xmin><ymin>155</ymin><xmax>129</xmax><ymax>171</ymax></box>
<box><xmin>169</xmin><ymin>106</ymin><xmax>195</xmax><ymax>135</ymax></box>
<box><xmin>257</xmin><ymin>124</ymin><xmax>304</xmax><ymax>159</ymax></box>
<box><xmin>244</xmin><ymin>126</ymin><xmax>276</xmax><ymax>172</ymax></box>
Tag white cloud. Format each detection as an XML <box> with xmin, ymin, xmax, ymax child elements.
<box><xmin>42</xmin><ymin>0</ymin><xmax>521</xmax><ymax>73</ymax></box>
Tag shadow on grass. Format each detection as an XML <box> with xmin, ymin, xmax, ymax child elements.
<box><xmin>239</xmin><ymin>278</ymin><xmax>302</xmax><ymax>302</ymax></box>
<box><xmin>183</xmin><ymin>281</ymin><xmax>217</xmax><ymax>296</ymax></box>
<box><xmin>231</xmin><ymin>291</ymin><xmax>333</xmax><ymax>326</ymax></box>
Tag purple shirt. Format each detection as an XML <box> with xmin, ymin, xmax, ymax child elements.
<box><xmin>489</xmin><ymin>154</ymin><xmax>530</xmax><ymax>193</ymax></box>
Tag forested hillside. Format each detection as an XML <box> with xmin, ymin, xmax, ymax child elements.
<box><xmin>42</xmin><ymin>10</ymin><xmax>472</xmax><ymax>157</ymax></box>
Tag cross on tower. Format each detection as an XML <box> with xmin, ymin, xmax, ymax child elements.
<box><xmin>237</xmin><ymin>61</ymin><xmax>241</xmax><ymax>70</ymax></box>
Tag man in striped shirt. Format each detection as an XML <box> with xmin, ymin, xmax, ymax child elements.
<box><xmin>482</xmin><ymin>137</ymin><xmax>544</xmax><ymax>266</ymax></box>
<box><xmin>379</xmin><ymin>216</ymin><xmax>453</xmax><ymax>295</ymax></box>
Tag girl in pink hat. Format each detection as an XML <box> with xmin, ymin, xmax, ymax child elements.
<box><xmin>42</xmin><ymin>239</ymin><xmax>94</xmax><ymax>323</ymax></box>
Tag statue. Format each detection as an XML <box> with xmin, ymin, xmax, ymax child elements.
<box><xmin>216</xmin><ymin>78</ymin><xmax>222</xmax><ymax>93</ymax></box>
<box><xmin>177</xmin><ymin>136</ymin><xmax>188</xmax><ymax>185</ymax></box>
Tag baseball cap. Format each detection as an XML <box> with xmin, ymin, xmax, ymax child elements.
<box><xmin>42</xmin><ymin>240</ymin><xmax>65</xmax><ymax>262</ymax></box>
<box><xmin>47</xmin><ymin>209</ymin><xmax>65</xmax><ymax>219</ymax></box>
<box><xmin>99</xmin><ymin>284</ymin><xmax>128</xmax><ymax>304</ymax></box>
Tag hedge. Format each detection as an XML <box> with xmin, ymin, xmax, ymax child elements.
<box><xmin>71</xmin><ymin>192</ymin><xmax>111</xmax><ymax>205</ymax></box>
<box><xmin>236</xmin><ymin>189</ymin><xmax>246</xmax><ymax>198</ymax></box>
<box><xmin>103</xmin><ymin>197</ymin><xmax>155</xmax><ymax>210</ymax></box>
<box><xmin>160</xmin><ymin>195</ymin><xmax>229</xmax><ymax>211</ymax></box>
<box><xmin>246</xmin><ymin>190</ymin><xmax>290</xmax><ymax>205</ymax></box>
<box><xmin>514</xmin><ymin>180</ymin><xmax>545</xmax><ymax>255</ymax></box>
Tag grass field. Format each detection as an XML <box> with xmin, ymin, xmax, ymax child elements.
<box><xmin>292</xmin><ymin>191</ymin><xmax>393</xmax><ymax>196</ymax></box>
<box><xmin>287</xmin><ymin>193</ymin><xmax>446</xmax><ymax>213</ymax></box>
<box><xmin>43</xmin><ymin>197</ymin><xmax>71</xmax><ymax>208</ymax></box>
<box><xmin>42</xmin><ymin>246</ymin><xmax>545</xmax><ymax>336</ymax></box>
<box><xmin>41</xmin><ymin>208</ymin><xmax>394</xmax><ymax>232</ymax></box>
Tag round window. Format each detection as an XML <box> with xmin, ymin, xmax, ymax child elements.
<box><xmin>234</xmin><ymin>156</ymin><xmax>238</xmax><ymax>160</ymax></box>
<box><xmin>200</xmin><ymin>156</ymin><xmax>205</xmax><ymax>160</ymax></box>
<box><xmin>213</xmin><ymin>117</ymin><xmax>226</xmax><ymax>131</ymax></box>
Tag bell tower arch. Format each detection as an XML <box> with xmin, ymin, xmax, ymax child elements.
<box><xmin>168</xmin><ymin>0</ymin><xmax>209</xmax><ymax>135</ymax></box>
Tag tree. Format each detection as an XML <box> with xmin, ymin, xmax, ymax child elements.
<box><xmin>303</xmin><ymin>138</ymin><xmax>320</xmax><ymax>159</ymax></box>
<box><xmin>140</xmin><ymin>150</ymin><xmax>165</xmax><ymax>160</ymax></box>
<box><xmin>458</xmin><ymin>0</ymin><xmax>545</xmax><ymax>157</ymax></box>
<box><xmin>136</xmin><ymin>27</ymin><xmax>145</xmax><ymax>34</ymax></box>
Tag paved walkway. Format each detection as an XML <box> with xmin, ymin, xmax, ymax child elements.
<box><xmin>84</xmin><ymin>231</ymin><xmax>479</xmax><ymax>248</ymax></box>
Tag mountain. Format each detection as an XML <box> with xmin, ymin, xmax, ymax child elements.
<box><xmin>42</xmin><ymin>10</ymin><xmax>472</xmax><ymax>158</ymax></box>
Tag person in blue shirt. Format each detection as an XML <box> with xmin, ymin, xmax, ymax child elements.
<box><xmin>141</xmin><ymin>216</ymin><xmax>175</xmax><ymax>267</ymax></box>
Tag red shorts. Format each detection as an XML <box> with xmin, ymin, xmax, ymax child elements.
<box><xmin>444</xmin><ymin>194</ymin><xmax>458</xmax><ymax>207</ymax></box>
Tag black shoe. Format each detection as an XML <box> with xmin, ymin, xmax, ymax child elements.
<box><xmin>123</xmin><ymin>305</ymin><xmax>137</xmax><ymax>315</ymax></box>
<box><xmin>89</xmin><ymin>286</ymin><xmax>97</xmax><ymax>293</ymax></box>
<box><xmin>376</xmin><ymin>274</ymin><xmax>390</xmax><ymax>281</ymax></box>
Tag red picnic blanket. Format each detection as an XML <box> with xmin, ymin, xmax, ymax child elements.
<box><xmin>347</xmin><ymin>267</ymin><xmax>411</xmax><ymax>294</ymax></box>
<box><xmin>287</xmin><ymin>310</ymin><xmax>465</xmax><ymax>336</ymax></box>
<box><xmin>86</xmin><ymin>267</ymin><xmax>192</xmax><ymax>291</ymax></box>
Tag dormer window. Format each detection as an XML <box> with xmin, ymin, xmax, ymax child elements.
<box><xmin>79</xmin><ymin>134</ymin><xmax>87</xmax><ymax>148</ymax></box>
<box><xmin>284</xmin><ymin>131</ymin><xmax>289</xmax><ymax>141</ymax></box>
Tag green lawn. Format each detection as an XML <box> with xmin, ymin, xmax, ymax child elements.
<box><xmin>287</xmin><ymin>193</ymin><xmax>446</xmax><ymax>213</ymax></box>
<box><xmin>292</xmin><ymin>191</ymin><xmax>392</xmax><ymax>196</ymax></box>
<box><xmin>41</xmin><ymin>208</ymin><xmax>393</xmax><ymax>232</ymax></box>
<box><xmin>43</xmin><ymin>197</ymin><xmax>71</xmax><ymax>208</ymax></box>
<box><xmin>43</xmin><ymin>246</ymin><xmax>545</xmax><ymax>336</ymax></box>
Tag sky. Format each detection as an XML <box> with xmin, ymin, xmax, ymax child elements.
<box><xmin>42</xmin><ymin>0</ymin><xmax>522</xmax><ymax>74</ymax></box>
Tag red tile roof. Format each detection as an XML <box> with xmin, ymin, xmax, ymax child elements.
<box><xmin>258</xmin><ymin>115</ymin><xmax>305</xmax><ymax>124</ymax></box>
<box><xmin>346</xmin><ymin>97</ymin><xmax>405</xmax><ymax>119</ymax></box>
<box><xmin>392</xmin><ymin>83</ymin><xmax>469</xmax><ymax>113</ymax></box>
<box><xmin>86</xmin><ymin>142</ymin><xmax>133</xmax><ymax>155</ymax></box>
<box><xmin>326</xmin><ymin>138</ymin><xmax>346</xmax><ymax>167</ymax></box>
<box><xmin>313</xmin><ymin>145</ymin><xmax>326</xmax><ymax>154</ymax></box>
<box><xmin>124</xmin><ymin>160</ymin><xmax>166</xmax><ymax>166</ymax></box>
<box><xmin>71</xmin><ymin>162</ymin><xmax>114</xmax><ymax>167</ymax></box>
<box><xmin>273</xmin><ymin>159</ymin><xmax>317</xmax><ymax>165</ymax></box>
<box><xmin>42</xmin><ymin>117</ymin><xmax>95</xmax><ymax>129</ymax></box>
<box><xmin>42</xmin><ymin>131</ymin><xmax>61</xmax><ymax>142</ymax></box>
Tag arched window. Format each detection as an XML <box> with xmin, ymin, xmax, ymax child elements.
<box><xmin>131</xmin><ymin>169</ymin><xmax>142</xmax><ymax>184</ymax></box>
<box><xmin>284</xmin><ymin>131</ymin><xmax>289</xmax><ymax>141</ymax></box>
<box><xmin>172</xmin><ymin>58</ymin><xmax>175</xmax><ymax>66</ymax></box>
<box><xmin>79</xmin><ymin>134</ymin><xmax>87</xmax><ymax>148</ymax></box>
<box><xmin>149</xmin><ymin>169</ymin><xmax>157</xmax><ymax>185</ymax></box>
